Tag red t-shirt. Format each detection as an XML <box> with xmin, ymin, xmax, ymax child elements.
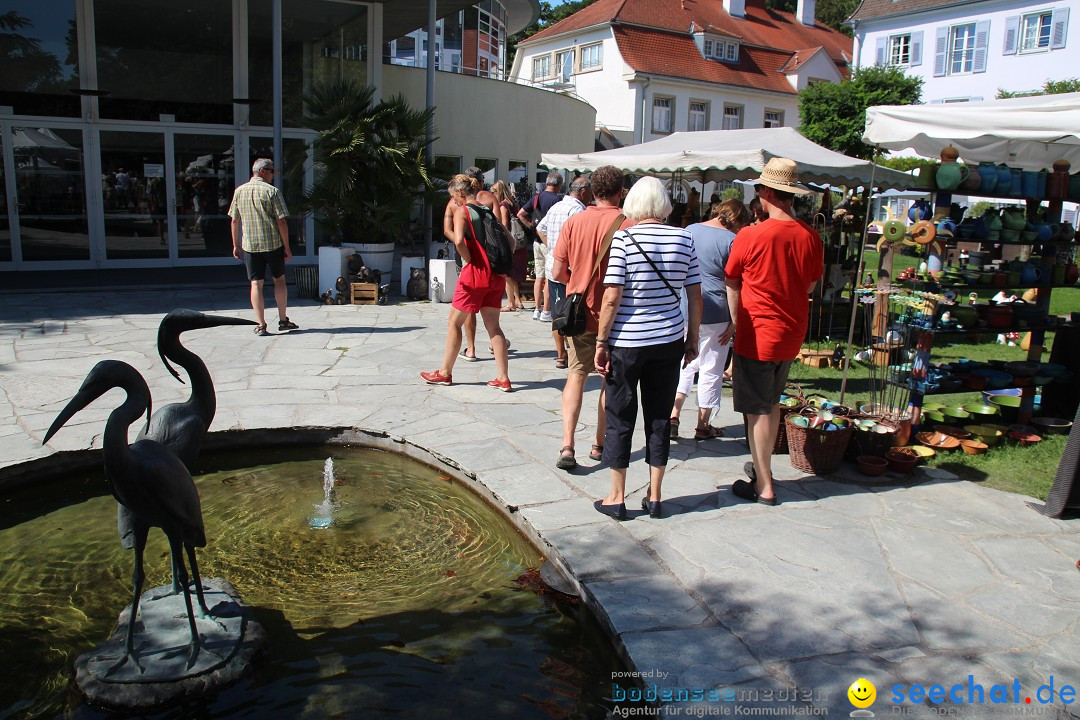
<box><xmin>553</xmin><ymin>206</ymin><xmax>631</xmax><ymax>333</ymax></box>
<box><xmin>725</xmin><ymin>219</ymin><xmax>823</xmax><ymax>362</ymax></box>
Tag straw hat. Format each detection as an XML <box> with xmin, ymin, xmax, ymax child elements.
<box><xmin>754</xmin><ymin>157</ymin><xmax>812</xmax><ymax>195</ymax></box>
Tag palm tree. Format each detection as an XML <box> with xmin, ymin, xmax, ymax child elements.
<box><xmin>299</xmin><ymin>78</ymin><xmax>437</xmax><ymax>245</ymax></box>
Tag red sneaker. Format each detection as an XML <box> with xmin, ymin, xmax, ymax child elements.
<box><xmin>486</xmin><ymin>378</ymin><xmax>512</xmax><ymax>393</ymax></box>
<box><xmin>420</xmin><ymin>370</ymin><xmax>452</xmax><ymax>385</ymax></box>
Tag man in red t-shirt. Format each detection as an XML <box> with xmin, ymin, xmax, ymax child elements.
<box><xmin>550</xmin><ymin>165</ymin><xmax>628</xmax><ymax>471</ymax></box>
<box><xmin>723</xmin><ymin>158</ymin><xmax>823</xmax><ymax>505</ymax></box>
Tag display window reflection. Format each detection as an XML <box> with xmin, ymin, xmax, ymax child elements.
<box><xmin>0</xmin><ymin>1</ymin><xmax>82</xmax><ymax>117</ymax></box>
<box><xmin>12</xmin><ymin>126</ymin><xmax>89</xmax><ymax>262</ymax></box>
<box><xmin>0</xmin><ymin>131</ymin><xmax>9</xmax><ymax>263</ymax></box>
<box><xmin>174</xmin><ymin>134</ymin><xmax>236</xmax><ymax>259</ymax></box>
<box><xmin>100</xmin><ymin>131</ymin><xmax>168</xmax><ymax>260</ymax></box>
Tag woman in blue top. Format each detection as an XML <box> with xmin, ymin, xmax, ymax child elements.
<box><xmin>593</xmin><ymin>177</ymin><xmax>702</xmax><ymax>520</ymax></box>
<box><xmin>670</xmin><ymin>199</ymin><xmax>752</xmax><ymax>439</ymax></box>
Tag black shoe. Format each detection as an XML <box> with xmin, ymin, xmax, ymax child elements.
<box><xmin>278</xmin><ymin>317</ymin><xmax>299</xmax><ymax>332</ymax></box>
<box><xmin>732</xmin><ymin>478</ymin><xmax>777</xmax><ymax>506</ymax></box>
<box><xmin>593</xmin><ymin>500</ymin><xmax>627</xmax><ymax>521</ymax></box>
<box><xmin>641</xmin><ymin>496</ymin><xmax>662</xmax><ymax>519</ymax></box>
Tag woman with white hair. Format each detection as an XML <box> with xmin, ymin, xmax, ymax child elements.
<box><xmin>592</xmin><ymin>177</ymin><xmax>702</xmax><ymax>520</ymax></box>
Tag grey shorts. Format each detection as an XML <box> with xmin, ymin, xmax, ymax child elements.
<box><xmin>731</xmin><ymin>354</ymin><xmax>794</xmax><ymax>416</ymax></box>
<box><xmin>533</xmin><ymin>242</ymin><xmax>547</xmax><ymax>278</ymax></box>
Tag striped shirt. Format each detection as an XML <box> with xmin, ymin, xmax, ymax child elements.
<box><xmin>536</xmin><ymin>195</ymin><xmax>586</xmax><ymax>278</ymax></box>
<box><xmin>228</xmin><ymin>176</ymin><xmax>288</xmax><ymax>253</ymax></box>
<box><xmin>603</xmin><ymin>222</ymin><xmax>701</xmax><ymax>348</ymax></box>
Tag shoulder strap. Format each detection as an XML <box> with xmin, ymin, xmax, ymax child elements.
<box><xmin>624</xmin><ymin>227</ymin><xmax>679</xmax><ymax>300</ymax></box>
<box><xmin>591</xmin><ymin>213</ymin><xmax>625</xmax><ymax>279</ymax></box>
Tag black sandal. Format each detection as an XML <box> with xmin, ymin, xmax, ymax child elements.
<box><xmin>556</xmin><ymin>446</ymin><xmax>577</xmax><ymax>471</ymax></box>
<box><xmin>589</xmin><ymin>444</ymin><xmax>603</xmax><ymax>461</ymax></box>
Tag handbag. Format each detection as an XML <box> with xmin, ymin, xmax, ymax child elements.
<box><xmin>509</xmin><ymin>216</ymin><xmax>530</xmax><ymax>252</ymax></box>
<box><xmin>551</xmin><ymin>212</ymin><xmax>625</xmax><ymax>337</ymax></box>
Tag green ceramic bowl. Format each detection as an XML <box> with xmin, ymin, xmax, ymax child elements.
<box><xmin>962</xmin><ymin>404</ymin><xmax>1001</xmax><ymax>423</ymax></box>
<box><xmin>942</xmin><ymin>406</ymin><xmax>972</xmax><ymax>424</ymax></box>
<box><xmin>922</xmin><ymin>409</ymin><xmax>947</xmax><ymax>425</ymax></box>
<box><xmin>964</xmin><ymin>425</ymin><xmax>1004</xmax><ymax>446</ymax></box>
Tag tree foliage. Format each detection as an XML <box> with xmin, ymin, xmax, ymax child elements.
<box><xmin>997</xmin><ymin>77</ymin><xmax>1080</xmax><ymax>98</ymax></box>
<box><xmin>878</xmin><ymin>156</ymin><xmax>926</xmax><ymax>172</ymax></box>
<box><xmin>799</xmin><ymin>65</ymin><xmax>923</xmax><ymax>160</ymax></box>
<box><xmin>0</xmin><ymin>11</ymin><xmax>64</xmax><ymax>93</ymax></box>
<box><xmin>507</xmin><ymin>0</ymin><xmax>600</xmax><ymax>69</ymax></box>
<box><xmin>767</xmin><ymin>0</ymin><xmax>858</xmax><ymax>36</ymax></box>
<box><xmin>299</xmin><ymin>79</ymin><xmax>437</xmax><ymax>245</ymax></box>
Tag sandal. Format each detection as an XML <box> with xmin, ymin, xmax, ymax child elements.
<box><xmin>694</xmin><ymin>425</ymin><xmax>725</xmax><ymax>440</ymax></box>
<box><xmin>589</xmin><ymin>444</ymin><xmax>603</xmax><ymax>461</ymax></box>
<box><xmin>669</xmin><ymin>418</ymin><xmax>679</xmax><ymax>438</ymax></box>
<box><xmin>458</xmin><ymin>348</ymin><xmax>477</xmax><ymax>362</ymax></box>
<box><xmin>253</xmin><ymin>324</ymin><xmax>269</xmax><ymax>337</ymax></box>
<box><xmin>556</xmin><ymin>446</ymin><xmax>577</xmax><ymax>471</ymax></box>
<box><xmin>555</xmin><ymin>357</ymin><xmax>568</xmax><ymax>369</ymax></box>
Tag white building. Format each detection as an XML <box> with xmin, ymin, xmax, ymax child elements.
<box><xmin>508</xmin><ymin>0</ymin><xmax>853</xmax><ymax>147</ymax></box>
<box><xmin>848</xmin><ymin>0</ymin><xmax>1075</xmax><ymax>102</ymax></box>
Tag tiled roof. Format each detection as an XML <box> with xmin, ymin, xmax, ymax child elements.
<box><xmin>848</xmin><ymin>0</ymin><xmax>971</xmax><ymax>22</ymax></box>
<box><xmin>779</xmin><ymin>46</ymin><xmax>826</xmax><ymax>73</ymax></box>
<box><xmin>523</xmin><ymin>0</ymin><xmax>852</xmax><ymax>68</ymax></box>
<box><xmin>613</xmin><ymin>25</ymin><xmax>819</xmax><ymax>94</ymax></box>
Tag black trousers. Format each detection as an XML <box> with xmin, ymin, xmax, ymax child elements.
<box><xmin>603</xmin><ymin>339</ymin><xmax>684</xmax><ymax>469</ymax></box>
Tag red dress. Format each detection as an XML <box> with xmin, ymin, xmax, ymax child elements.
<box><xmin>452</xmin><ymin>204</ymin><xmax>506</xmax><ymax>313</ymax></box>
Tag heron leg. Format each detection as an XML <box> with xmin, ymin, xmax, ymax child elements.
<box><xmin>184</xmin><ymin>543</ymin><xmax>212</xmax><ymax>617</ymax></box>
<box><xmin>106</xmin><ymin>525</ymin><xmax>149</xmax><ymax>676</ymax></box>
<box><xmin>167</xmin><ymin>534</ymin><xmax>202</xmax><ymax>669</ymax></box>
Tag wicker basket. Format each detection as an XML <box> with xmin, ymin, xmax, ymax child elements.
<box><xmin>743</xmin><ymin>384</ymin><xmax>805</xmax><ymax>454</ymax></box>
<box><xmin>786</xmin><ymin>414</ymin><xmax>854</xmax><ymax>475</ymax></box>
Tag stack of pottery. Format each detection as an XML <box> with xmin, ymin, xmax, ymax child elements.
<box><xmin>935</xmin><ymin>146</ymin><xmax>969</xmax><ymax>191</ymax></box>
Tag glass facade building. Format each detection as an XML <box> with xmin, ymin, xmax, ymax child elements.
<box><xmin>0</xmin><ymin>0</ymin><xmax>513</xmax><ymax>270</ymax></box>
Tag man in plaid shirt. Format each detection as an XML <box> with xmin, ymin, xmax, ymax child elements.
<box><xmin>229</xmin><ymin>158</ymin><xmax>298</xmax><ymax>336</ymax></box>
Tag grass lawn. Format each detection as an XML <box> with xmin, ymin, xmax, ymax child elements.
<box><xmin>791</xmin><ymin>247</ymin><xmax>1078</xmax><ymax>501</ymax></box>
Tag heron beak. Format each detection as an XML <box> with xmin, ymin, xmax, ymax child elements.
<box><xmin>189</xmin><ymin>314</ymin><xmax>259</xmax><ymax>331</ymax></box>
<box><xmin>43</xmin><ymin>385</ymin><xmax>101</xmax><ymax>444</ymax></box>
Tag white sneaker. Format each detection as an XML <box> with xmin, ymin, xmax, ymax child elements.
<box><xmin>533</xmin><ymin>309</ymin><xmax>541</xmax><ymax>320</ymax></box>
<box><xmin>539</xmin><ymin>311</ymin><xmax>552</xmax><ymax>322</ymax></box>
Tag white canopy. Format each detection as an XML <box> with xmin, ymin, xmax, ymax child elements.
<box><xmin>863</xmin><ymin>92</ymin><xmax>1080</xmax><ymax>170</ymax></box>
<box><xmin>540</xmin><ymin>126</ymin><xmax>913</xmax><ymax>189</ymax></box>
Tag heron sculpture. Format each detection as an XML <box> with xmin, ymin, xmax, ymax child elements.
<box><xmin>118</xmin><ymin>310</ymin><xmax>255</xmax><ymax>609</ymax></box>
<box><xmin>44</xmin><ymin>360</ymin><xmax>207</xmax><ymax>672</ymax></box>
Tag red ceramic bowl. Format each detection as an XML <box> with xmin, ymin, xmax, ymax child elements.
<box><xmin>857</xmin><ymin>455</ymin><xmax>889</xmax><ymax>476</ymax></box>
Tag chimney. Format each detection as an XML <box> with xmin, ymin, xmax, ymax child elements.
<box><xmin>723</xmin><ymin>0</ymin><xmax>746</xmax><ymax>18</ymax></box>
<box><xmin>796</xmin><ymin>0</ymin><xmax>816</xmax><ymax>26</ymax></box>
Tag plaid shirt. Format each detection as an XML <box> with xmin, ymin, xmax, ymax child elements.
<box><xmin>536</xmin><ymin>195</ymin><xmax>585</xmax><ymax>278</ymax></box>
<box><xmin>228</xmin><ymin>177</ymin><xmax>288</xmax><ymax>253</ymax></box>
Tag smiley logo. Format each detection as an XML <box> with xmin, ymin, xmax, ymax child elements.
<box><xmin>848</xmin><ymin>678</ymin><xmax>876</xmax><ymax>709</ymax></box>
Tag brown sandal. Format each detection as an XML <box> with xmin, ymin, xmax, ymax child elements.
<box><xmin>556</xmin><ymin>446</ymin><xmax>577</xmax><ymax>471</ymax></box>
<box><xmin>589</xmin><ymin>444</ymin><xmax>603</xmax><ymax>461</ymax></box>
<box><xmin>694</xmin><ymin>425</ymin><xmax>725</xmax><ymax>440</ymax></box>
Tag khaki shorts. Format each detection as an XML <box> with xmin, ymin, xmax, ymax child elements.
<box><xmin>731</xmin><ymin>354</ymin><xmax>793</xmax><ymax>416</ymax></box>
<box><xmin>533</xmin><ymin>242</ymin><xmax>547</xmax><ymax>278</ymax></box>
<box><xmin>568</xmin><ymin>331</ymin><xmax>598</xmax><ymax>374</ymax></box>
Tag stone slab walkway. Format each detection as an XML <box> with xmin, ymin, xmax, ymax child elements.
<box><xmin>1</xmin><ymin>288</ymin><xmax>1078</xmax><ymax>718</ymax></box>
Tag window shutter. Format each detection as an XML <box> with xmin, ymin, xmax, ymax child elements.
<box><xmin>1002</xmin><ymin>16</ymin><xmax>1018</xmax><ymax>55</ymax></box>
<box><xmin>910</xmin><ymin>31</ymin><xmax>923</xmax><ymax>66</ymax></box>
<box><xmin>933</xmin><ymin>26</ymin><xmax>948</xmax><ymax>76</ymax></box>
<box><xmin>875</xmin><ymin>37</ymin><xmax>886</xmax><ymax>65</ymax></box>
<box><xmin>972</xmin><ymin>20</ymin><xmax>990</xmax><ymax>73</ymax></box>
<box><xmin>1051</xmin><ymin>7</ymin><xmax>1070</xmax><ymax>50</ymax></box>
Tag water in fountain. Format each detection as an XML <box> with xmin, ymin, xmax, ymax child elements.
<box><xmin>309</xmin><ymin>457</ymin><xmax>335</xmax><ymax>529</ymax></box>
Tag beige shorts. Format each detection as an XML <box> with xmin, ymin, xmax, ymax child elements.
<box><xmin>568</xmin><ymin>331</ymin><xmax>598</xmax><ymax>374</ymax></box>
<box><xmin>533</xmin><ymin>242</ymin><xmax>547</xmax><ymax>278</ymax></box>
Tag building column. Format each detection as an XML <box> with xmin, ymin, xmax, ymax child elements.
<box><xmin>367</xmin><ymin>3</ymin><xmax>384</xmax><ymax>97</ymax></box>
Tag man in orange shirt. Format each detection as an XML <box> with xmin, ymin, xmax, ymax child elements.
<box><xmin>723</xmin><ymin>158</ymin><xmax>823</xmax><ymax>505</ymax></box>
<box><xmin>551</xmin><ymin>165</ymin><xmax>628</xmax><ymax>471</ymax></box>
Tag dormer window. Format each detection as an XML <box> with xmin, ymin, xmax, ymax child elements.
<box><xmin>697</xmin><ymin>34</ymin><xmax>739</xmax><ymax>63</ymax></box>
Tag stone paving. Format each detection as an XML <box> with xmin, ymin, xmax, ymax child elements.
<box><xmin>2</xmin><ymin>287</ymin><xmax>1079</xmax><ymax>718</ymax></box>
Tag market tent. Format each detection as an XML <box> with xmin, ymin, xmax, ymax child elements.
<box><xmin>863</xmin><ymin>92</ymin><xmax>1080</xmax><ymax>170</ymax></box>
<box><xmin>540</xmin><ymin>126</ymin><xmax>913</xmax><ymax>189</ymax></box>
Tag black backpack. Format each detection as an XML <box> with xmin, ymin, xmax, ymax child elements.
<box><xmin>465</xmin><ymin>203</ymin><xmax>515</xmax><ymax>275</ymax></box>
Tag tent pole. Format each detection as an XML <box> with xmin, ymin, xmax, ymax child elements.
<box><xmin>839</xmin><ymin>148</ymin><xmax>881</xmax><ymax>405</ymax></box>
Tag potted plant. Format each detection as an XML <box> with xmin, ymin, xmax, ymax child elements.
<box><xmin>299</xmin><ymin>78</ymin><xmax>437</xmax><ymax>279</ymax></box>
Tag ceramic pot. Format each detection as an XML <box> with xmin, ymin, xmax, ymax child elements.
<box><xmin>1047</xmin><ymin>170</ymin><xmax>1069</xmax><ymax>200</ymax></box>
<box><xmin>996</xmin><ymin>164</ymin><xmax>1013</xmax><ymax>191</ymax></box>
<box><xmin>1021</xmin><ymin>171</ymin><xmax>1039</xmax><ymax>198</ymax></box>
<box><xmin>1037</xmin><ymin>170</ymin><xmax>1047</xmax><ymax>198</ymax></box>
<box><xmin>1051</xmin><ymin>264</ymin><xmax>1066</xmax><ymax>285</ymax></box>
<box><xmin>914</xmin><ymin>163</ymin><xmax>938</xmax><ymax>190</ymax></box>
<box><xmin>1001</xmin><ymin>208</ymin><xmax>1027</xmax><ymax>231</ymax></box>
<box><xmin>936</xmin><ymin>162</ymin><xmax>969</xmax><ymax>191</ymax></box>
<box><xmin>978</xmin><ymin>162</ymin><xmax>999</xmax><ymax>194</ymax></box>
<box><xmin>1066</xmin><ymin>263</ymin><xmax>1079</xmax><ymax>284</ymax></box>
<box><xmin>960</xmin><ymin>166</ymin><xmax>982</xmax><ymax>192</ymax></box>
<box><xmin>1019</xmin><ymin>264</ymin><xmax>1042</xmax><ymax>284</ymax></box>
<box><xmin>907</xmin><ymin>199</ymin><xmax>933</xmax><ymax>222</ymax></box>
<box><xmin>1069</xmin><ymin>172</ymin><xmax>1080</xmax><ymax>200</ymax></box>
<box><xmin>1009</xmin><ymin>168</ymin><xmax>1023</xmax><ymax>197</ymax></box>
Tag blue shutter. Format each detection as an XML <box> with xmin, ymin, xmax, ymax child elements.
<box><xmin>910</xmin><ymin>31</ymin><xmax>923</xmax><ymax>66</ymax></box>
<box><xmin>933</xmin><ymin>26</ymin><xmax>948</xmax><ymax>76</ymax></box>
<box><xmin>1051</xmin><ymin>7</ymin><xmax>1070</xmax><ymax>50</ymax></box>
<box><xmin>1003</xmin><ymin>16</ymin><xmax>1018</xmax><ymax>55</ymax></box>
<box><xmin>972</xmin><ymin>20</ymin><xmax>990</xmax><ymax>73</ymax></box>
<box><xmin>875</xmin><ymin>37</ymin><xmax>886</xmax><ymax>65</ymax></box>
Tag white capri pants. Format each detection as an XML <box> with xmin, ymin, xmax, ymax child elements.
<box><xmin>676</xmin><ymin>321</ymin><xmax>732</xmax><ymax>410</ymax></box>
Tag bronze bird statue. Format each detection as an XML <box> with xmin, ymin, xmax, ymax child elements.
<box><xmin>44</xmin><ymin>360</ymin><xmax>207</xmax><ymax>672</ymax></box>
<box><xmin>117</xmin><ymin>310</ymin><xmax>255</xmax><ymax>606</ymax></box>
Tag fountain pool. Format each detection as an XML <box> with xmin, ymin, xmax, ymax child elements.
<box><xmin>0</xmin><ymin>445</ymin><xmax>623</xmax><ymax>718</ymax></box>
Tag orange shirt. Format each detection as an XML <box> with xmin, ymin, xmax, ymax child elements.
<box><xmin>725</xmin><ymin>219</ymin><xmax>823</xmax><ymax>362</ymax></box>
<box><xmin>553</xmin><ymin>206</ymin><xmax>631</xmax><ymax>333</ymax></box>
